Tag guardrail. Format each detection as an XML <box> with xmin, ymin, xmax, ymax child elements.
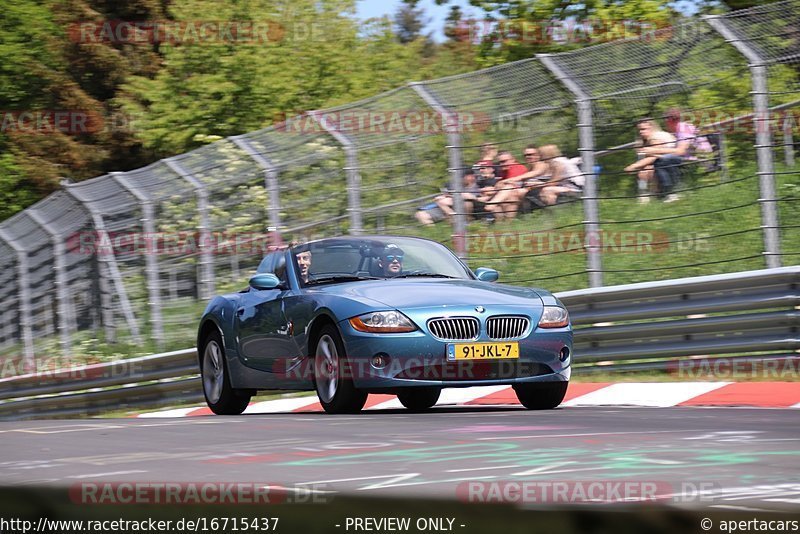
<box><xmin>560</xmin><ymin>266</ymin><xmax>800</xmax><ymax>363</ymax></box>
<box><xmin>1</xmin><ymin>266</ymin><xmax>798</xmax><ymax>419</ymax></box>
<box><xmin>0</xmin><ymin>349</ymin><xmax>202</xmax><ymax>419</ymax></box>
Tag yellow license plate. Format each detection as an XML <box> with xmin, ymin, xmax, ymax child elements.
<box><xmin>447</xmin><ymin>342</ymin><xmax>519</xmax><ymax>361</ymax></box>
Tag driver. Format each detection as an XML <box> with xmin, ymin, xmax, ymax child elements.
<box><xmin>296</xmin><ymin>250</ymin><xmax>312</xmax><ymax>283</ymax></box>
<box><xmin>378</xmin><ymin>243</ymin><xmax>404</xmax><ymax>277</ymax></box>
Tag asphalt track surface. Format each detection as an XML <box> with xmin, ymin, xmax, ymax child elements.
<box><xmin>2</xmin><ymin>406</ymin><xmax>799</xmax><ymax>514</ymax></box>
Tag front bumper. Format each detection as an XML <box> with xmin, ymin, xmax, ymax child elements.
<box><xmin>337</xmin><ymin>309</ymin><xmax>572</xmax><ymax>390</ymax></box>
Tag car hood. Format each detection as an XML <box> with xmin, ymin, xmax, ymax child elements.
<box><xmin>308</xmin><ymin>279</ymin><xmax>543</xmax><ymax>309</ymax></box>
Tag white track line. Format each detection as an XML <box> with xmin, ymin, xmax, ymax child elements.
<box><xmin>244</xmin><ymin>396</ymin><xmax>319</xmax><ymax>414</ymax></box>
<box><xmin>137</xmin><ymin>407</ymin><xmax>202</xmax><ymax>418</ymax></box>
<box><xmin>367</xmin><ymin>385</ymin><xmax>510</xmax><ymax>410</ymax></box>
<box><xmin>562</xmin><ymin>382</ymin><xmax>731</xmax><ymax>407</ymax></box>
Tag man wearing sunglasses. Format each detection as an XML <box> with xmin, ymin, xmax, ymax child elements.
<box><xmin>378</xmin><ymin>243</ymin><xmax>405</xmax><ymax>277</ymax></box>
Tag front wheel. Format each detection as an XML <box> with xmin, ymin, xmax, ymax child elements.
<box><xmin>513</xmin><ymin>381</ymin><xmax>568</xmax><ymax>410</ymax></box>
<box><xmin>397</xmin><ymin>387</ymin><xmax>441</xmax><ymax>411</ymax></box>
<box><xmin>201</xmin><ymin>330</ymin><xmax>251</xmax><ymax>415</ymax></box>
<box><xmin>313</xmin><ymin>325</ymin><xmax>367</xmax><ymax>414</ymax></box>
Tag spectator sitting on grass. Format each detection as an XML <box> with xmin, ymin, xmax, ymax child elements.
<box><xmin>472</xmin><ymin>164</ymin><xmax>498</xmax><ymax>219</ymax></box>
<box><xmin>433</xmin><ymin>170</ymin><xmax>482</xmax><ymax>222</ymax></box>
<box><xmin>525</xmin><ymin>144</ymin><xmax>584</xmax><ymax>206</ymax></box>
<box><xmin>635</xmin><ymin>108</ymin><xmax>715</xmax><ymax>203</ymax></box>
<box><xmin>415</xmin><ymin>170</ymin><xmax>484</xmax><ymax>225</ymax></box>
<box><xmin>624</xmin><ymin>118</ymin><xmax>676</xmax><ymax>204</ymax></box>
<box><xmin>473</xmin><ymin>142</ymin><xmax>499</xmax><ymax>176</ymax></box>
<box><xmin>482</xmin><ymin>151</ymin><xmax>529</xmax><ymax>221</ymax></box>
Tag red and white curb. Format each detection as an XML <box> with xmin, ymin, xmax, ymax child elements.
<box><xmin>136</xmin><ymin>382</ymin><xmax>800</xmax><ymax>417</ymax></box>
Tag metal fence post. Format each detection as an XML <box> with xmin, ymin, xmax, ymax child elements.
<box><xmin>63</xmin><ymin>185</ymin><xmax>142</xmax><ymax>344</ymax></box>
<box><xmin>111</xmin><ymin>172</ymin><xmax>165</xmax><ymax>349</ymax></box>
<box><xmin>165</xmin><ymin>158</ymin><xmax>216</xmax><ymax>300</ymax></box>
<box><xmin>26</xmin><ymin>210</ymin><xmax>72</xmax><ymax>358</ymax></box>
<box><xmin>308</xmin><ymin>112</ymin><xmax>362</xmax><ymax>235</ymax></box>
<box><xmin>784</xmin><ymin>112</ymin><xmax>796</xmax><ymax>167</ymax></box>
<box><xmin>705</xmin><ymin>16</ymin><xmax>782</xmax><ymax>269</ymax></box>
<box><xmin>409</xmin><ymin>82</ymin><xmax>467</xmax><ymax>258</ymax></box>
<box><xmin>0</xmin><ymin>229</ymin><xmax>34</xmax><ymax>370</ymax></box>
<box><xmin>538</xmin><ymin>54</ymin><xmax>603</xmax><ymax>287</ymax></box>
<box><xmin>230</xmin><ymin>136</ymin><xmax>283</xmax><ymax>233</ymax></box>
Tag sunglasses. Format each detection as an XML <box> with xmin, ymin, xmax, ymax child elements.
<box><xmin>524</xmin><ymin>152</ymin><xmax>538</xmax><ymax>157</ymax></box>
<box><xmin>383</xmin><ymin>255</ymin><xmax>403</xmax><ymax>262</ymax></box>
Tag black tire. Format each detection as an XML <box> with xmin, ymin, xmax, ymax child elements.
<box><xmin>313</xmin><ymin>325</ymin><xmax>367</xmax><ymax>414</ymax></box>
<box><xmin>397</xmin><ymin>387</ymin><xmax>441</xmax><ymax>412</ymax></box>
<box><xmin>513</xmin><ymin>381</ymin><xmax>568</xmax><ymax>410</ymax></box>
<box><xmin>200</xmin><ymin>330</ymin><xmax>251</xmax><ymax>415</ymax></box>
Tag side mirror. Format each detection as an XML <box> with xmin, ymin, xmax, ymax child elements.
<box><xmin>474</xmin><ymin>267</ymin><xmax>499</xmax><ymax>282</ymax></box>
<box><xmin>249</xmin><ymin>273</ymin><xmax>282</xmax><ymax>290</ymax></box>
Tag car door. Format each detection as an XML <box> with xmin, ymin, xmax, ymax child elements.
<box><xmin>236</xmin><ymin>252</ymin><xmax>300</xmax><ymax>373</ymax></box>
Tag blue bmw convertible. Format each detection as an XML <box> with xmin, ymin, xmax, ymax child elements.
<box><xmin>197</xmin><ymin>236</ymin><xmax>572</xmax><ymax>414</ymax></box>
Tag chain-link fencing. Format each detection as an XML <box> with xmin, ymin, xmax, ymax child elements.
<box><xmin>0</xmin><ymin>1</ymin><xmax>797</xmax><ymax>368</ymax></box>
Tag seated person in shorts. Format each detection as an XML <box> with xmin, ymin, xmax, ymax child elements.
<box><xmin>624</xmin><ymin>118</ymin><xmax>676</xmax><ymax>203</ymax></box>
<box><xmin>415</xmin><ymin>171</ymin><xmax>482</xmax><ymax>225</ymax></box>
<box><xmin>525</xmin><ymin>144</ymin><xmax>584</xmax><ymax>206</ymax></box>
<box><xmin>481</xmin><ymin>151</ymin><xmax>529</xmax><ymax>221</ymax></box>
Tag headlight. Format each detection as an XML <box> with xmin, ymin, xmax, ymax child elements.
<box><xmin>538</xmin><ymin>306</ymin><xmax>569</xmax><ymax>328</ymax></box>
<box><xmin>349</xmin><ymin>311</ymin><xmax>417</xmax><ymax>333</ymax></box>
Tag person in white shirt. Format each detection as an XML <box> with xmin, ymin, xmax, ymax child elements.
<box><xmin>624</xmin><ymin>119</ymin><xmax>676</xmax><ymax>203</ymax></box>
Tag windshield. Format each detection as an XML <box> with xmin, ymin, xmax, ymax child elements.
<box><xmin>289</xmin><ymin>237</ymin><xmax>473</xmax><ymax>286</ymax></box>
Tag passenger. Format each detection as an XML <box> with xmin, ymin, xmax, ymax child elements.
<box><xmin>378</xmin><ymin>244</ymin><xmax>404</xmax><ymax>277</ymax></box>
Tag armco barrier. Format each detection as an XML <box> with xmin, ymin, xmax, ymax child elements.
<box><xmin>560</xmin><ymin>266</ymin><xmax>800</xmax><ymax>362</ymax></box>
<box><xmin>0</xmin><ymin>267</ymin><xmax>798</xmax><ymax>419</ymax></box>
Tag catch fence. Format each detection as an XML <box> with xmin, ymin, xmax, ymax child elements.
<box><xmin>0</xmin><ymin>1</ymin><xmax>798</xmax><ymax>367</ymax></box>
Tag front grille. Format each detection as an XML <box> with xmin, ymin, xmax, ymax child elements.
<box><xmin>486</xmin><ymin>316</ymin><xmax>530</xmax><ymax>340</ymax></box>
<box><xmin>428</xmin><ymin>317</ymin><xmax>479</xmax><ymax>340</ymax></box>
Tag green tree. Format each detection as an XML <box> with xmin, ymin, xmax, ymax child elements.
<box><xmin>394</xmin><ymin>0</ymin><xmax>428</xmax><ymax>44</ymax></box>
<box><xmin>121</xmin><ymin>0</ymin><xmax>466</xmax><ymax>155</ymax></box>
<box><xmin>436</xmin><ymin>0</ymin><xmax>683</xmax><ymax>64</ymax></box>
<box><xmin>0</xmin><ymin>0</ymin><xmax>165</xmax><ymax>215</ymax></box>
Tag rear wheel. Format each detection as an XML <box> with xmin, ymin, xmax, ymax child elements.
<box><xmin>513</xmin><ymin>381</ymin><xmax>568</xmax><ymax>410</ymax></box>
<box><xmin>397</xmin><ymin>387</ymin><xmax>441</xmax><ymax>411</ymax></box>
<box><xmin>201</xmin><ymin>330</ymin><xmax>251</xmax><ymax>415</ymax></box>
<box><xmin>314</xmin><ymin>325</ymin><xmax>367</xmax><ymax>414</ymax></box>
